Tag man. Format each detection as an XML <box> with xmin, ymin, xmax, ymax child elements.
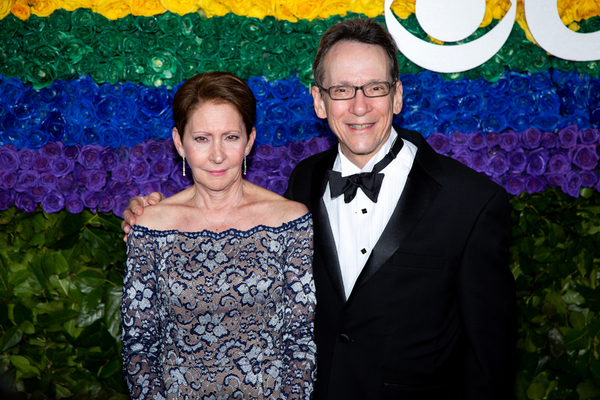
<box><xmin>123</xmin><ymin>19</ymin><xmax>516</xmax><ymax>400</ymax></box>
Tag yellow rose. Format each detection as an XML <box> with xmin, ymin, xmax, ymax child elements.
<box><xmin>515</xmin><ymin>11</ymin><xmax>535</xmax><ymax>44</ymax></box>
<box><xmin>161</xmin><ymin>0</ymin><xmax>199</xmax><ymax>15</ymax></box>
<box><xmin>574</xmin><ymin>0</ymin><xmax>600</xmax><ymax>21</ymax></box>
<box><xmin>480</xmin><ymin>5</ymin><xmax>492</xmax><ymax>28</ymax></box>
<box><xmin>11</xmin><ymin>0</ymin><xmax>30</xmax><ymax>20</ymax></box>
<box><xmin>61</xmin><ymin>0</ymin><xmax>93</xmax><ymax>11</ymax></box>
<box><xmin>94</xmin><ymin>0</ymin><xmax>131</xmax><ymax>20</ymax></box>
<box><xmin>292</xmin><ymin>0</ymin><xmax>321</xmax><ymax>20</ymax></box>
<box><xmin>390</xmin><ymin>0</ymin><xmax>415</xmax><ymax>19</ymax></box>
<box><xmin>197</xmin><ymin>0</ymin><xmax>230</xmax><ymax>18</ymax></box>
<box><xmin>226</xmin><ymin>0</ymin><xmax>250</xmax><ymax>16</ymax></box>
<box><xmin>130</xmin><ymin>0</ymin><xmax>166</xmax><ymax>16</ymax></box>
<box><xmin>29</xmin><ymin>0</ymin><xmax>58</xmax><ymax>17</ymax></box>
<box><xmin>319</xmin><ymin>0</ymin><xmax>349</xmax><ymax>18</ymax></box>
<box><xmin>489</xmin><ymin>0</ymin><xmax>511</xmax><ymax>19</ymax></box>
<box><xmin>568</xmin><ymin>21</ymin><xmax>580</xmax><ymax>31</ymax></box>
<box><xmin>351</xmin><ymin>0</ymin><xmax>384</xmax><ymax>18</ymax></box>
<box><xmin>275</xmin><ymin>0</ymin><xmax>298</xmax><ymax>22</ymax></box>
<box><xmin>243</xmin><ymin>0</ymin><xmax>273</xmax><ymax>19</ymax></box>
<box><xmin>0</xmin><ymin>0</ymin><xmax>16</xmax><ymax>19</ymax></box>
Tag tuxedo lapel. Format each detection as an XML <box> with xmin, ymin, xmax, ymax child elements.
<box><xmin>310</xmin><ymin>149</ymin><xmax>347</xmax><ymax>302</ymax></box>
<box><xmin>351</xmin><ymin>131</ymin><xmax>442</xmax><ymax>294</ymax></box>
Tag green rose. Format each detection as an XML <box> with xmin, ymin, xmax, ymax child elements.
<box><xmin>240</xmin><ymin>60</ymin><xmax>263</xmax><ymax>79</ymax></box>
<box><xmin>48</xmin><ymin>9</ymin><xmax>71</xmax><ymax>31</ymax></box>
<box><xmin>218</xmin><ymin>39</ymin><xmax>237</xmax><ymax>60</ymax></box>
<box><xmin>263</xmin><ymin>54</ymin><xmax>289</xmax><ymax>81</ymax></box>
<box><xmin>38</xmin><ymin>29</ymin><xmax>67</xmax><ymax>50</ymax></box>
<box><xmin>240</xmin><ymin>40</ymin><xmax>263</xmax><ymax>62</ymax></box>
<box><xmin>55</xmin><ymin>58</ymin><xmax>76</xmax><ymax>81</ymax></box>
<box><xmin>147</xmin><ymin>49</ymin><xmax>179</xmax><ymax>79</ymax></box>
<box><xmin>220</xmin><ymin>13</ymin><xmax>244</xmax><ymax>39</ymax></box>
<box><xmin>122</xmin><ymin>36</ymin><xmax>142</xmax><ymax>54</ymax></box>
<box><xmin>33</xmin><ymin>45</ymin><xmax>60</xmax><ymax>65</ymax></box>
<box><xmin>116</xmin><ymin>14</ymin><xmax>138</xmax><ymax>34</ymax></box>
<box><xmin>199</xmin><ymin>37</ymin><xmax>220</xmax><ymax>57</ymax></box>
<box><xmin>197</xmin><ymin>59</ymin><xmax>222</xmax><ymax>74</ymax></box>
<box><xmin>180</xmin><ymin>14</ymin><xmax>197</xmax><ymax>38</ymax></box>
<box><xmin>75</xmin><ymin>53</ymin><xmax>100</xmax><ymax>76</ymax></box>
<box><xmin>508</xmin><ymin>46</ymin><xmax>532</xmax><ymax>72</ymax></box>
<box><xmin>96</xmin><ymin>29</ymin><xmax>124</xmax><ymax>58</ymax></box>
<box><xmin>309</xmin><ymin>19</ymin><xmax>328</xmax><ymax>38</ymax></box>
<box><xmin>551</xmin><ymin>57</ymin><xmax>575</xmax><ymax>72</ymax></box>
<box><xmin>22</xmin><ymin>31</ymin><xmax>45</xmax><ymax>51</ymax></box>
<box><xmin>1</xmin><ymin>57</ymin><xmax>24</xmax><ymax>79</ymax></box>
<box><xmin>93</xmin><ymin>58</ymin><xmax>126</xmax><ymax>85</ymax></box>
<box><xmin>24</xmin><ymin>59</ymin><xmax>56</xmax><ymax>89</ymax></box>
<box><xmin>580</xmin><ymin>61</ymin><xmax>600</xmax><ymax>76</ymax></box>
<box><xmin>527</xmin><ymin>46</ymin><xmax>551</xmax><ymax>73</ymax></box>
<box><xmin>1</xmin><ymin>38</ymin><xmax>22</xmax><ymax>58</ymax></box>
<box><xmin>93</xmin><ymin>12</ymin><xmax>112</xmax><ymax>32</ymax></box>
<box><xmin>240</xmin><ymin>18</ymin><xmax>265</xmax><ymax>41</ymax></box>
<box><xmin>262</xmin><ymin>35</ymin><xmax>285</xmax><ymax>55</ymax></box>
<box><xmin>179</xmin><ymin>37</ymin><xmax>200</xmax><ymax>60</ymax></box>
<box><xmin>62</xmin><ymin>39</ymin><xmax>91</xmax><ymax>64</ymax></box>
<box><xmin>479</xmin><ymin>55</ymin><xmax>505</xmax><ymax>82</ymax></box>
<box><xmin>261</xmin><ymin>16</ymin><xmax>277</xmax><ymax>34</ymax></box>
<box><xmin>279</xmin><ymin>20</ymin><xmax>295</xmax><ymax>35</ymax></box>
<box><xmin>194</xmin><ymin>17</ymin><xmax>216</xmax><ymax>38</ymax></box>
<box><xmin>158</xmin><ymin>12</ymin><xmax>181</xmax><ymax>35</ymax></box>
<box><xmin>222</xmin><ymin>59</ymin><xmax>242</xmax><ymax>75</ymax></box>
<box><xmin>158</xmin><ymin>34</ymin><xmax>179</xmax><ymax>54</ymax></box>
<box><xmin>0</xmin><ymin>15</ymin><xmax>20</xmax><ymax>41</ymax></box>
<box><xmin>141</xmin><ymin>35</ymin><xmax>160</xmax><ymax>51</ymax></box>
<box><xmin>181</xmin><ymin>60</ymin><xmax>197</xmax><ymax>79</ymax></box>
<box><xmin>124</xmin><ymin>53</ymin><xmax>147</xmax><ymax>83</ymax></box>
<box><xmin>71</xmin><ymin>8</ymin><xmax>95</xmax><ymax>29</ymax></box>
<box><xmin>135</xmin><ymin>15</ymin><xmax>160</xmax><ymax>33</ymax></box>
<box><xmin>72</xmin><ymin>27</ymin><xmax>96</xmax><ymax>45</ymax></box>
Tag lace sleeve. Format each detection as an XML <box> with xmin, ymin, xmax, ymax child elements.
<box><xmin>121</xmin><ymin>228</ymin><xmax>166</xmax><ymax>400</ymax></box>
<box><xmin>281</xmin><ymin>215</ymin><xmax>316</xmax><ymax>399</ymax></box>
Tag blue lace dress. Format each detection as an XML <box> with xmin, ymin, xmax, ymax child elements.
<box><xmin>121</xmin><ymin>213</ymin><xmax>315</xmax><ymax>400</ymax></box>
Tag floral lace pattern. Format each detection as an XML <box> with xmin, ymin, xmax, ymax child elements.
<box><xmin>122</xmin><ymin>213</ymin><xmax>315</xmax><ymax>399</ymax></box>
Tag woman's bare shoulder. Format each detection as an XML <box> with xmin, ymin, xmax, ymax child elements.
<box><xmin>244</xmin><ymin>182</ymin><xmax>309</xmax><ymax>226</ymax></box>
<box><xmin>135</xmin><ymin>190</ymin><xmax>193</xmax><ymax>230</ymax></box>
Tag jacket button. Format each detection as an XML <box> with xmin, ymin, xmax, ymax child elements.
<box><xmin>339</xmin><ymin>334</ymin><xmax>350</xmax><ymax>343</ymax></box>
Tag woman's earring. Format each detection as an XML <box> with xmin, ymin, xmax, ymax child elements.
<box><xmin>182</xmin><ymin>156</ymin><xmax>186</xmax><ymax>177</ymax></box>
<box><xmin>243</xmin><ymin>155</ymin><xmax>247</xmax><ymax>175</ymax></box>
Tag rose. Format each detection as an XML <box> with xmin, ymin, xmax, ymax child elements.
<box><xmin>58</xmin><ymin>174</ymin><xmax>76</xmax><ymax>196</ymax></box>
<box><xmin>111</xmin><ymin>162</ymin><xmax>132</xmax><ymax>183</ymax></box>
<box><xmin>504</xmin><ymin>175</ymin><xmax>525</xmax><ymax>196</ymax></box>
<box><xmin>547</xmin><ymin>152</ymin><xmax>571</xmax><ymax>175</ymax></box>
<box><xmin>580</xmin><ymin>128</ymin><xmax>599</xmax><ymax>145</ymax></box>
<box><xmin>16</xmin><ymin>192</ymin><xmax>37</xmax><ymax>213</ymax></box>
<box><xmin>521</xmin><ymin>128</ymin><xmax>542</xmax><ymax>149</ymax></box>
<box><xmin>97</xmin><ymin>192</ymin><xmax>115</xmax><ymax>213</ymax></box>
<box><xmin>263</xmin><ymin>99</ymin><xmax>292</xmax><ymax>124</ymax></box>
<box><xmin>77</xmin><ymin>145</ymin><xmax>102</xmax><ymax>169</ymax></box>
<box><xmin>247</xmin><ymin>171</ymin><xmax>269</xmax><ymax>188</ymax></box>
<box><xmin>263</xmin><ymin>55</ymin><xmax>290</xmax><ymax>82</ymax></box>
<box><xmin>170</xmin><ymin>162</ymin><xmax>192</xmax><ymax>188</ymax></box>
<box><xmin>164</xmin><ymin>138</ymin><xmax>179</xmax><ymax>158</ymax></box>
<box><xmin>418</xmin><ymin>70</ymin><xmax>444</xmax><ymax>93</ymax></box>
<box><xmin>558</xmin><ymin>125</ymin><xmax>580</xmax><ymax>149</ymax></box>
<box><xmin>0</xmin><ymin>146</ymin><xmax>19</xmax><ymax>172</ymax></box>
<box><xmin>105</xmin><ymin>180</ymin><xmax>129</xmax><ymax>197</ymax></box>
<box><xmin>161</xmin><ymin>181</ymin><xmax>180</xmax><ymax>198</ymax></box>
<box><xmin>17</xmin><ymin>148</ymin><xmax>36</xmax><ymax>170</ymax></box>
<box><xmin>508</xmin><ymin>148</ymin><xmax>527</xmax><ymax>173</ymax></box>
<box><xmin>569</xmin><ymin>145</ymin><xmax>599</xmax><ymax>170</ymax></box>
<box><xmin>42</xmin><ymin>190</ymin><xmax>64</xmax><ymax>213</ymax></box>
<box><xmin>86</xmin><ymin>170</ymin><xmax>107</xmax><ymax>192</ymax></box>
<box><xmin>16</xmin><ymin>170</ymin><xmax>39</xmax><ymax>192</ymax></box>
<box><xmin>580</xmin><ymin>170</ymin><xmax>598</xmax><ymax>188</ymax></box>
<box><xmin>400</xmin><ymin>109</ymin><xmax>436</xmax><ymax>133</ymax></box>
<box><xmin>471</xmin><ymin>150</ymin><xmax>490</xmax><ymax>174</ymax></box>
<box><xmin>33</xmin><ymin>154</ymin><xmax>51</xmax><ymax>173</ymax></box>
<box><xmin>449</xmin><ymin>131</ymin><xmax>469</xmax><ymax>151</ymax></box>
<box><xmin>122</xmin><ymin>125</ymin><xmax>150</xmax><ymax>148</ymax></box>
<box><xmin>525</xmin><ymin>175</ymin><xmax>546</xmax><ymax>193</ymax></box>
<box><xmin>0</xmin><ymin>171</ymin><xmax>17</xmax><ymax>189</ymax></box>
<box><xmin>458</xmin><ymin>94</ymin><xmax>483</xmax><ymax>114</ymax></box>
<box><xmin>541</xmin><ymin>131</ymin><xmax>557</xmax><ymax>149</ymax></box>
<box><xmin>100</xmin><ymin>148</ymin><xmax>120</xmax><ymax>171</ymax></box>
<box><xmin>452</xmin><ymin>149</ymin><xmax>473</xmax><ymax>168</ymax></box>
<box><xmin>139</xmin><ymin>85</ymin><xmax>170</xmax><ymax>117</ymax></box>
<box><xmin>113</xmin><ymin>194</ymin><xmax>131</xmax><ymax>218</ymax></box>
<box><xmin>508</xmin><ymin>72</ymin><xmax>530</xmax><ymax>95</ymax></box>
<box><xmin>288</xmin><ymin>98</ymin><xmax>311</xmax><ymax>120</ymax></box>
<box><xmin>488</xmin><ymin>151</ymin><xmax>509</xmax><ymax>177</ymax></box>
<box><xmin>562</xmin><ymin>171</ymin><xmax>582</xmax><ymax>198</ymax></box>
<box><xmin>289</xmin><ymin>120</ymin><xmax>325</xmax><ymax>142</ymax></box>
<box><xmin>427</xmin><ymin>133</ymin><xmax>450</xmax><ymax>155</ymax></box>
<box><xmin>532</xmin><ymin>113</ymin><xmax>561</xmax><ymax>132</ymax></box>
<box><xmin>468</xmin><ymin>131</ymin><xmax>486</xmax><ymax>151</ymax></box>
<box><xmin>150</xmin><ymin>159</ymin><xmax>173</xmax><ymax>179</ymax></box>
<box><xmin>139</xmin><ymin>180</ymin><xmax>162</xmax><ymax>196</ymax></box>
<box><xmin>289</xmin><ymin>141</ymin><xmax>307</xmax><ymax>162</ymax></box>
<box><xmin>267</xmin><ymin>176</ymin><xmax>289</xmax><ymax>195</ymax></box>
<box><xmin>433</xmin><ymin>98</ymin><xmax>458</xmax><ymax>122</ymax></box>
<box><xmin>144</xmin><ymin>139</ymin><xmax>166</xmax><ymax>160</ymax></box>
<box><xmin>0</xmin><ymin>77</ymin><xmax>24</xmax><ymax>105</ymax></box>
<box><xmin>485</xmin><ymin>131</ymin><xmax>502</xmax><ymax>148</ymax></box>
<box><xmin>82</xmin><ymin>190</ymin><xmax>99</xmax><ymax>209</ymax></box>
<box><xmin>0</xmin><ymin>190</ymin><xmax>14</xmax><ymax>211</ymax></box>
<box><xmin>270</xmin><ymin>79</ymin><xmax>295</xmax><ymax>100</ymax></box>
<box><xmin>526</xmin><ymin>148</ymin><xmax>549</xmax><ymax>176</ymax></box>
<box><xmin>49</xmin><ymin>156</ymin><xmax>75</xmax><ymax>178</ymax></box>
<box><xmin>511</xmin><ymin>93</ymin><xmax>536</xmax><ymax>114</ymax></box>
<box><xmin>131</xmin><ymin>159</ymin><xmax>151</xmax><ymax>182</ymax></box>
<box><xmin>499</xmin><ymin>130</ymin><xmax>520</xmax><ymax>152</ymax></box>
<box><xmin>39</xmin><ymin>172</ymin><xmax>58</xmax><ymax>189</ymax></box>
<box><xmin>65</xmin><ymin>193</ymin><xmax>84</xmax><ymax>214</ymax></box>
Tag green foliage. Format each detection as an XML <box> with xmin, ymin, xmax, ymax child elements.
<box><xmin>2</xmin><ymin>188</ymin><xmax>600</xmax><ymax>398</ymax></box>
<box><xmin>513</xmin><ymin>189</ymin><xmax>600</xmax><ymax>400</ymax></box>
<box><xmin>0</xmin><ymin>207</ymin><xmax>128</xmax><ymax>399</ymax></box>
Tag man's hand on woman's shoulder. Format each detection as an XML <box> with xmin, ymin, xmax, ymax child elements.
<box><xmin>121</xmin><ymin>192</ymin><xmax>165</xmax><ymax>241</ymax></box>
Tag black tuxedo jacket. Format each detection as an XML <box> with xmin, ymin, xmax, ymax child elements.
<box><xmin>284</xmin><ymin>128</ymin><xmax>516</xmax><ymax>400</ymax></box>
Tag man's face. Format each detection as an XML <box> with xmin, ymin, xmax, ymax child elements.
<box><xmin>312</xmin><ymin>40</ymin><xmax>403</xmax><ymax>169</ymax></box>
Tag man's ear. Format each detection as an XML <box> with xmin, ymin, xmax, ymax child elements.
<box><xmin>172</xmin><ymin>128</ymin><xmax>184</xmax><ymax>157</ymax></box>
<box><xmin>312</xmin><ymin>85</ymin><xmax>328</xmax><ymax>119</ymax></box>
<box><xmin>393</xmin><ymin>80</ymin><xmax>403</xmax><ymax>115</ymax></box>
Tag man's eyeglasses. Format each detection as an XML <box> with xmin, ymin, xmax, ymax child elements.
<box><xmin>318</xmin><ymin>81</ymin><xmax>396</xmax><ymax>100</ymax></box>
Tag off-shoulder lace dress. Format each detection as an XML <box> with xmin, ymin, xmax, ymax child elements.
<box><xmin>121</xmin><ymin>213</ymin><xmax>315</xmax><ymax>400</ymax></box>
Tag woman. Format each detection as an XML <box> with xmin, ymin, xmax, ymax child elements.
<box><xmin>121</xmin><ymin>72</ymin><xmax>315</xmax><ymax>399</ymax></box>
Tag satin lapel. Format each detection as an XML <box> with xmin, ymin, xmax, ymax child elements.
<box><xmin>351</xmin><ymin>133</ymin><xmax>442</xmax><ymax>294</ymax></box>
<box><xmin>310</xmin><ymin>149</ymin><xmax>347</xmax><ymax>302</ymax></box>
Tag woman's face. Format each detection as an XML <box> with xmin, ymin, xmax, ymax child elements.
<box><xmin>173</xmin><ymin>101</ymin><xmax>255</xmax><ymax>192</ymax></box>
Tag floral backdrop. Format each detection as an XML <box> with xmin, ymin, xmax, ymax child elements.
<box><xmin>1</xmin><ymin>0</ymin><xmax>600</xmax><ymax>399</ymax></box>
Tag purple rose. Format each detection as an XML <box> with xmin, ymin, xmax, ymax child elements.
<box><xmin>558</xmin><ymin>125</ymin><xmax>580</xmax><ymax>149</ymax></box>
<box><xmin>32</xmin><ymin>154</ymin><xmax>51</xmax><ymax>173</ymax></box>
<box><xmin>31</xmin><ymin>186</ymin><xmax>45</xmax><ymax>203</ymax></box>
<box><xmin>82</xmin><ymin>190</ymin><xmax>100</xmax><ymax>209</ymax></box>
<box><xmin>150</xmin><ymin>159</ymin><xmax>173</xmax><ymax>179</ymax></box>
<box><xmin>275</xmin><ymin>146</ymin><xmax>290</xmax><ymax>160</ymax></box>
<box><xmin>113</xmin><ymin>194</ymin><xmax>131</xmax><ymax>218</ymax></box>
<box><xmin>41</xmin><ymin>142</ymin><xmax>64</xmax><ymax>159</ymax></box>
<box><xmin>304</xmin><ymin>137</ymin><xmax>322</xmax><ymax>156</ymax></box>
<box><xmin>547</xmin><ymin>153</ymin><xmax>571</xmax><ymax>175</ymax></box>
<box><xmin>254</xmin><ymin>144</ymin><xmax>277</xmax><ymax>160</ymax></box>
<box><xmin>87</xmin><ymin>170</ymin><xmax>107</xmax><ymax>192</ymax></box>
<box><xmin>580</xmin><ymin>128</ymin><xmax>599</xmax><ymax>145</ymax></box>
<box><xmin>18</xmin><ymin>148</ymin><xmax>37</xmax><ymax>170</ymax></box>
<box><xmin>541</xmin><ymin>131</ymin><xmax>557</xmax><ymax>149</ymax></box>
<box><xmin>483</xmin><ymin>132</ymin><xmax>501</xmax><ymax>148</ymax></box>
<box><xmin>0</xmin><ymin>190</ymin><xmax>15</xmax><ymax>211</ymax></box>
<box><xmin>521</xmin><ymin>128</ymin><xmax>542</xmax><ymax>149</ymax></box>
<box><xmin>131</xmin><ymin>160</ymin><xmax>151</xmax><ymax>182</ymax></box>
<box><xmin>16</xmin><ymin>192</ymin><xmax>37</xmax><ymax>213</ymax></box>
<box><xmin>112</xmin><ymin>162</ymin><xmax>132</xmax><ymax>183</ymax></box>
<box><xmin>508</xmin><ymin>148</ymin><xmax>527</xmax><ymax>173</ymax></box>
<box><xmin>50</xmin><ymin>157</ymin><xmax>75</xmax><ymax>177</ymax></box>
<box><xmin>526</xmin><ymin>148</ymin><xmax>549</xmax><ymax>176</ymax></box>
<box><xmin>488</xmin><ymin>151</ymin><xmax>509</xmax><ymax>177</ymax></box>
<box><xmin>42</xmin><ymin>190</ymin><xmax>64</xmax><ymax>213</ymax></box>
<box><xmin>247</xmin><ymin>171</ymin><xmax>269</xmax><ymax>189</ymax></box>
<box><xmin>0</xmin><ymin>171</ymin><xmax>17</xmax><ymax>189</ymax></box>
<box><xmin>78</xmin><ymin>145</ymin><xmax>102</xmax><ymax>169</ymax></box>
<box><xmin>39</xmin><ymin>172</ymin><xmax>58</xmax><ymax>189</ymax></box>
<box><xmin>0</xmin><ymin>147</ymin><xmax>19</xmax><ymax>172</ymax></box>
<box><xmin>452</xmin><ymin>149</ymin><xmax>473</xmax><ymax>168</ymax></box>
<box><xmin>105</xmin><ymin>180</ymin><xmax>129</xmax><ymax>197</ymax></box>
<box><xmin>97</xmin><ymin>192</ymin><xmax>115</xmax><ymax>213</ymax></box>
<box><xmin>161</xmin><ymin>181</ymin><xmax>180</xmax><ymax>198</ymax></box>
<box><xmin>74</xmin><ymin>165</ymin><xmax>91</xmax><ymax>187</ymax></box>
<box><xmin>170</xmin><ymin>163</ymin><xmax>193</xmax><ymax>189</ymax></box>
<box><xmin>499</xmin><ymin>130</ymin><xmax>520</xmax><ymax>152</ymax></box>
<box><xmin>58</xmin><ymin>174</ymin><xmax>76</xmax><ymax>196</ymax></box>
<box><xmin>319</xmin><ymin>136</ymin><xmax>337</xmax><ymax>152</ymax></box>
<box><xmin>16</xmin><ymin>170</ymin><xmax>39</xmax><ymax>192</ymax></box>
<box><xmin>164</xmin><ymin>139</ymin><xmax>179</xmax><ymax>158</ymax></box>
<box><xmin>100</xmin><ymin>148</ymin><xmax>120</xmax><ymax>171</ymax></box>
<box><xmin>267</xmin><ymin>176</ymin><xmax>289</xmax><ymax>195</ymax></box>
<box><xmin>129</xmin><ymin>143</ymin><xmax>146</xmax><ymax>161</ymax></box>
<box><xmin>569</xmin><ymin>145</ymin><xmax>599</xmax><ymax>170</ymax></box>
<box><xmin>278</xmin><ymin>161</ymin><xmax>295</xmax><ymax>178</ymax></box>
<box><xmin>139</xmin><ymin>180</ymin><xmax>162</xmax><ymax>196</ymax></box>
<box><xmin>470</xmin><ymin>150</ymin><xmax>490</xmax><ymax>174</ymax></box>
<box><xmin>468</xmin><ymin>131</ymin><xmax>486</xmax><ymax>151</ymax></box>
<box><xmin>525</xmin><ymin>175</ymin><xmax>546</xmax><ymax>193</ymax></box>
<box><xmin>289</xmin><ymin>141</ymin><xmax>307</xmax><ymax>162</ymax></box>
<box><xmin>144</xmin><ymin>139</ymin><xmax>166</xmax><ymax>160</ymax></box>
<box><xmin>427</xmin><ymin>133</ymin><xmax>450</xmax><ymax>155</ymax></box>
<box><xmin>449</xmin><ymin>131</ymin><xmax>469</xmax><ymax>151</ymax></box>
<box><xmin>562</xmin><ymin>171</ymin><xmax>582</xmax><ymax>197</ymax></box>
<box><xmin>63</xmin><ymin>145</ymin><xmax>81</xmax><ymax>160</ymax></box>
<box><xmin>544</xmin><ymin>173</ymin><xmax>565</xmax><ymax>188</ymax></box>
<box><xmin>65</xmin><ymin>193</ymin><xmax>84</xmax><ymax>214</ymax></box>
<box><xmin>504</xmin><ymin>175</ymin><xmax>525</xmax><ymax>196</ymax></box>
<box><xmin>580</xmin><ymin>170</ymin><xmax>598</xmax><ymax>187</ymax></box>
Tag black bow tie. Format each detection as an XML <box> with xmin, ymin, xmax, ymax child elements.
<box><xmin>328</xmin><ymin>136</ymin><xmax>404</xmax><ymax>203</ymax></box>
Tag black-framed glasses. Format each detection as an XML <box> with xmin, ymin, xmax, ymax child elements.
<box><xmin>319</xmin><ymin>81</ymin><xmax>396</xmax><ymax>100</ymax></box>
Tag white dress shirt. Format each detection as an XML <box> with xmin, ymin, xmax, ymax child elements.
<box><xmin>323</xmin><ymin>128</ymin><xmax>417</xmax><ymax>298</ymax></box>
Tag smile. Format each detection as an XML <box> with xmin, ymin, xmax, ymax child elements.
<box><xmin>348</xmin><ymin>123</ymin><xmax>374</xmax><ymax>129</ymax></box>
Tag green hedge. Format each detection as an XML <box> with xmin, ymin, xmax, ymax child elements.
<box><xmin>1</xmin><ymin>188</ymin><xmax>600</xmax><ymax>399</ymax></box>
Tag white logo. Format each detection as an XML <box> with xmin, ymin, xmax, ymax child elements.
<box><xmin>384</xmin><ymin>0</ymin><xmax>600</xmax><ymax>73</ymax></box>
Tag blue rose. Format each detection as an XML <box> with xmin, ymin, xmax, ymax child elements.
<box><xmin>288</xmin><ymin>98</ymin><xmax>311</xmax><ymax>120</ymax></box>
<box><xmin>139</xmin><ymin>85</ymin><xmax>170</xmax><ymax>117</ymax></box>
<box><xmin>73</xmin><ymin>75</ymin><xmax>101</xmax><ymax>101</ymax></box>
<box><xmin>248</xmin><ymin>76</ymin><xmax>271</xmax><ymax>102</ymax></box>
<box><xmin>484</xmin><ymin>93</ymin><xmax>510</xmax><ymax>115</ymax></box>
<box><xmin>443</xmin><ymin>78</ymin><xmax>469</xmax><ymax>97</ymax></box>
<box><xmin>0</xmin><ymin>77</ymin><xmax>26</xmax><ymax>106</ymax></box>
<box><xmin>433</xmin><ymin>98</ymin><xmax>458</xmax><ymax>122</ymax></box>
<box><xmin>508</xmin><ymin>73</ymin><xmax>530</xmax><ymax>96</ymax></box>
<box><xmin>40</xmin><ymin>84</ymin><xmax>70</xmax><ymax>107</ymax></box>
<box><xmin>507</xmin><ymin>112</ymin><xmax>530</xmax><ymax>133</ymax></box>
<box><xmin>263</xmin><ymin>99</ymin><xmax>292</xmax><ymax>124</ymax></box>
<box><xmin>458</xmin><ymin>94</ymin><xmax>483</xmax><ymax>115</ymax></box>
<box><xmin>452</xmin><ymin>114</ymin><xmax>479</xmax><ymax>133</ymax></box>
<box><xmin>530</xmin><ymin>71</ymin><xmax>552</xmax><ymax>91</ymax></box>
<box><xmin>254</xmin><ymin>122</ymin><xmax>273</xmax><ymax>146</ymax></box>
<box><xmin>532</xmin><ymin>113</ymin><xmax>561</xmax><ymax>133</ymax></box>
<box><xmin>95</xmin><ymin>94</ymin><xmax>122</xmax><ymax>122</ymax></box>
<box><xmin>42</xmin><ymin>112</ymin><xmax>67</xmax><ymax>142</ymax></box>
<box><xmin>66</xmin><ymin>99</ymin><xmax>97</xmax><ymax>130</ymax></box>
<box><xmin>418</xmin><ymin>70</ymin><xmax>444</xmax><ymax>93</ymax></box>
<box><xmin>99</xmin><ymin>124</ymin><xmax>122</xmax><ymax>149</ymax></box>
<box><xmin>403</xmin><ymin>90</ymin><xmax>424</xmax><ymax>110</ymax></box>
<box><xmin>400</xmin><ymin>110</ymin><xmax>435</xmax><ymax>133</ymax></box>
<box><xmin>23</xmin><ymin>129</ymin><xmax>50</xmax><ymax>150</ymax></box>
<box><xmin>122</xmin><ymin>125</ymin><xmax>150</xmax><ymax>148</ymax></box>
<box><xmin>556</xmin><ymin>86</ymin><xmax>576</xmax><ymax>115</ymax></box>
<box><xmin>270</xmin><ymin>79</ymin><xmax>294</xmax><ymax>100</ymax></box>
